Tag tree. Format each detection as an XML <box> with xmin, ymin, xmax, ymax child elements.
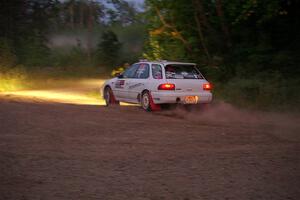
<box><xmin>61</xmin><ymin>0</ymin><xmax>104</xmax><ymax>30</ymax></box>
<box><xmin>106</xmin><ymin>0</ymin><xmax>139</xmax><ymax>25</ymax></box>
<box><xmin>96</xmin><ymin>30</ymin><xmax>122</xmax><ymax>68</ymax></box>
<box><xmin>0</xmin><ymin>0</ymin><xmax>59</xmax><ymax>67</ymax></box>
<box><xmin>144</xmin><ymin>0</ymin><xmax>300</xmax><ymax>109</ymax></box>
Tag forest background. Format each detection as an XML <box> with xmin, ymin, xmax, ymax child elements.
<box><xmin>0</xmin><ymin>0</ymin><xmax>299</xmax><ymax>110</ymax></box>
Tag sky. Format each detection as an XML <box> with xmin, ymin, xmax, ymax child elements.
<box><xmin>92</xmin><ymin>0</ymin><xmax>145</xmax><ymax>11</ymax></box>
<box><xmin>126</xmin><ymin>0</ymin><xmax>144</xmax><ymax>3</ymax></box>
<box><xmin>105</xmin><ymin>0</ymin><xmax>145</xmax><ymax>11</ymax></box>
<box><xmin>60</xmin><ymin>0</ymin><xmax>145</xmax><ymax>5</ymax></box>
<box><xmin>116</xmin><ymin>0</ymin><xmax>145</xmax><ymax>10</ymax></box>
<box><xmin>126</xmin><ymin>0</ymin><xmax>145</xmax><ymax>10</ymax></box>
<box><xmin>126</xmin><ymin>0</ymin><xmax>145</xmax><ymax>5</ymax></box>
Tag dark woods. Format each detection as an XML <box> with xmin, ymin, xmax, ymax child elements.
<box><xmin>0</xmin><ymin>0</ymin><xmax>299</xmax><ymax>110</ymax></box>
<box><xmin>0</xmin><ymin>0</ymin><xmax>145</xmax><ymax>69</ymax></box>
<box><xmin>143</xmin><ymin>0</ymin><xmax>300</xmax><ymax>109</ymax></box>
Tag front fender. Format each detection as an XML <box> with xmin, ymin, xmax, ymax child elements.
<box><xmin>100</xmin><ymin>78</ymin><xmax>118</xmax><ymax>98</ymax></box>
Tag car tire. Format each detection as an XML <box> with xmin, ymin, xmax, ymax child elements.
<box><xmin>104</xmin><ymin>87</ymin><xmax>119</xmax><ymax>106</ymax></box>
<box><xmin>141</xmin><ymin>91</ymin><xmax>152</xmax><ymax>111</ymax></box>
<box><xmin>141</xmin><ymin>91</ymin><xmax>161</xmax><ymax>111</ymax></box>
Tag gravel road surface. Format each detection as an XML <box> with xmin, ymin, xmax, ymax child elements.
<box><xmin>0</xmin><ymin>81</ymin><xmax>299</xmax><ymax>200</ymax></box>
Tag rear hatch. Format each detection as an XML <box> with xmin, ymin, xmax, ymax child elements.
<box><xmin>163</xmin><ymin>64</ymin><xmax>209</xmax><ymax>93</ymax></box>
<box><xmin>172</xmin><ymin>79</ymin><xmax>208</xmax><ymax>92</ymax></box>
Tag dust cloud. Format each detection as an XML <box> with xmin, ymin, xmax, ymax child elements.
<box><xmin>48</xmin><ymin>34</ymin><xmax>98</xmax><ymax>49</ymax></box>
<box><xmin>157</xmin><ymin>101</ymin><xmax>300</xmax><ymax>139</ymax></box>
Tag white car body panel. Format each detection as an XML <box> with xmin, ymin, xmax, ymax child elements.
<box><xmin>101</xmin><ymin>61</ymin><xmax>213</xmax><ymax>105</ymax></box>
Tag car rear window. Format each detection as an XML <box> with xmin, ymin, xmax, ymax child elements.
<box><xmin>165</xmin><ymin>64</ymin><xmax>204</xmax><ymax>79</ymax></box>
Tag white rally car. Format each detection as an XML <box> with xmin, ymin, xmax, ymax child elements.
<box><xmin>101</xmin><ymin>60</ymin><xmax>213</xmax><ymax>111</ymax></box>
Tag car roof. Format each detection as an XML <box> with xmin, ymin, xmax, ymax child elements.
<box><xmin>138</xmin><ymin>60</ymin><xmax>196</xmax><ymax>66</ymax></box>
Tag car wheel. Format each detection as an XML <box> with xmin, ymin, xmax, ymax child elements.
<box><xmin>141</xmin><ymin>91</ymin><xmax>151</xmax><ymax>111</ymax></box>
<box><xmin>141</xmin><ymin>91</ymin><xmax>161</xmax><ymax>111</ymax></box>
<box><xmin>104</xmin><ymin>87</ymin><xmax>119</xmax><ymax>106</ymax></box>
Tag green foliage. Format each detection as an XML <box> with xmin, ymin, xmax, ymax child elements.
<box><xmin>144</xmin><ymin>0</ymin><xmax>300</xmax><ymax>111</ymax></box>
<box><xmin>96</xmin><ymin>30</ymin><xmax>122</xmax><ymax>68</ymax></box>
<box><xmin>0</xmin><ymin>0</ymin><xmax>57</xmax><ymax>68</ymax></box>
<box><xmin>111</xmin><ymin>22</ymin><xmax>147</xmax><ymax>63</ymax></box>
<box><xmin>143</xmin><ymin>36</ymin><xmax>164</xmax><ymax>60</ymax></box>
<box><xmin>107</xmin><ymin>0</ymin><xmax>140</xmax><ymax>25</ymax></box>
<box><xmin>51</xmin><ymin>47</ymin><xmax>92</xmax><ymax>68</ymax></box>
<box><xmin>0</xmin><ymin>38</ymin><xmax>25</xmax><ymax>92</ymax></box>
<box><xmin>17</xmin><ymin>34</ymin><xmax>51</xmax><ymax>67</ymax></box>
<box><xmin>144</xmin><ymin>0</ymin><xmax>198</xmax><ymax>61</ymax></box>
<box><xmin>0</xmin><ymin>65</ymin><xmax>27</xmax><ymax>92</ymax></box>
<box><xmin>0</xmin><ymin>0</ymin><xmax>146</xmax><ymax>92</ymax></box>
<box><xmin>218</xmin><ymin>74</ymin><xmax>300</xmax><ymax>111</ymax></box>
<box><xmin>0</xmin><ymin>38</ymin><xmax>16</xmax><ymax>68</ymax></box>
<box><xmin>0</xmin><ymin>0</ymin><xmax>146</xmax><ymax>72</ymax></box>
<box><xmin>0</xmin><ymin>0</ymin><xmax>299</xmax><ymax>111</ymax></box>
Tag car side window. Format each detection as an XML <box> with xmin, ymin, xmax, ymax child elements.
<box><xmin>151</xmin><ymin>64</ymin><xmax>162</xmax><ymax>79</ymax></box>
<box><xmin>122</xmin><ymin>64</ymin><xmax>139</xmax><ymax>78</ymax></box>
<box><xmin>134</xmin><ymin>63</ymin><xmax>149</xmax><ymax>79</ymax></box>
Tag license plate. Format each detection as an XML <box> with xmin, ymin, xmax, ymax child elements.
<box><xmin>184</xmin><ymin>96</ymin><xmax>198</xmax><ymax>104</ymax></box>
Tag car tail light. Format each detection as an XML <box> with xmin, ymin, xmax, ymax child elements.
<box><xmin>158</xmin><ymin>83</ymin><xmax>175</xmax><ymax>90</ymax></box>
<box><xmin>203</xmin><ymin>83</ymin><xmax>212</xmax><ymax>91</ymax></box>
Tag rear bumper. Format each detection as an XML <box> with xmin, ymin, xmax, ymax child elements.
<box><xmin>151</xmin><ymin>91</ymin><xmax>213</xmax><ymax>104</ymax></box>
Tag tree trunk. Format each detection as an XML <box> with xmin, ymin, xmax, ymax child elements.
<box><xmin>192</xmin><ymin>0</ymin><xmax>211</xmax><ymax>62</ymax></box>
<box><xmin>87</xmin><ymin>1</ymin><xmax>94</xmax><ymax>60</ymax></box>
<box><xmin>193</xmin><ymin>0</ymin><xmax>211</xmax><ymax>31</ymax></box>
<box><xmin>215</xmin><ymin>0</ymin><xmax>231</xmax><ymax>47</ymax></box>
<box><xmin>80</xmin><ymin>2</ymin><xmax>84</xmax><ymax>28</ymax></box>
<box><xmin>69</xmin><ymin>2</ymin><xmax>74</xmax><ymax>29</ymax></box>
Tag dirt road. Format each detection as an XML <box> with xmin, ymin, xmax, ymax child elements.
<box><xmin>0</xmin><ymin>80</ymin><xmax>299</xmax><ymax>200</ymax></box>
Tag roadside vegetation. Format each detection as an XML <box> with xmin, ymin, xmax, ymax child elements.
<box><xmin>0</xmin><ymin>0</ymin><xmax>144</xmax><ymax>91</ymax></box>
<box><xmin>143</xmin><ymin>0</ymin><xmax>300</xmax><ymax>111</ymax></box>
<box><xmin>0</xmin><ymin>0</ymin><xmax>299</xmax><ymax>111</ymax></box>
